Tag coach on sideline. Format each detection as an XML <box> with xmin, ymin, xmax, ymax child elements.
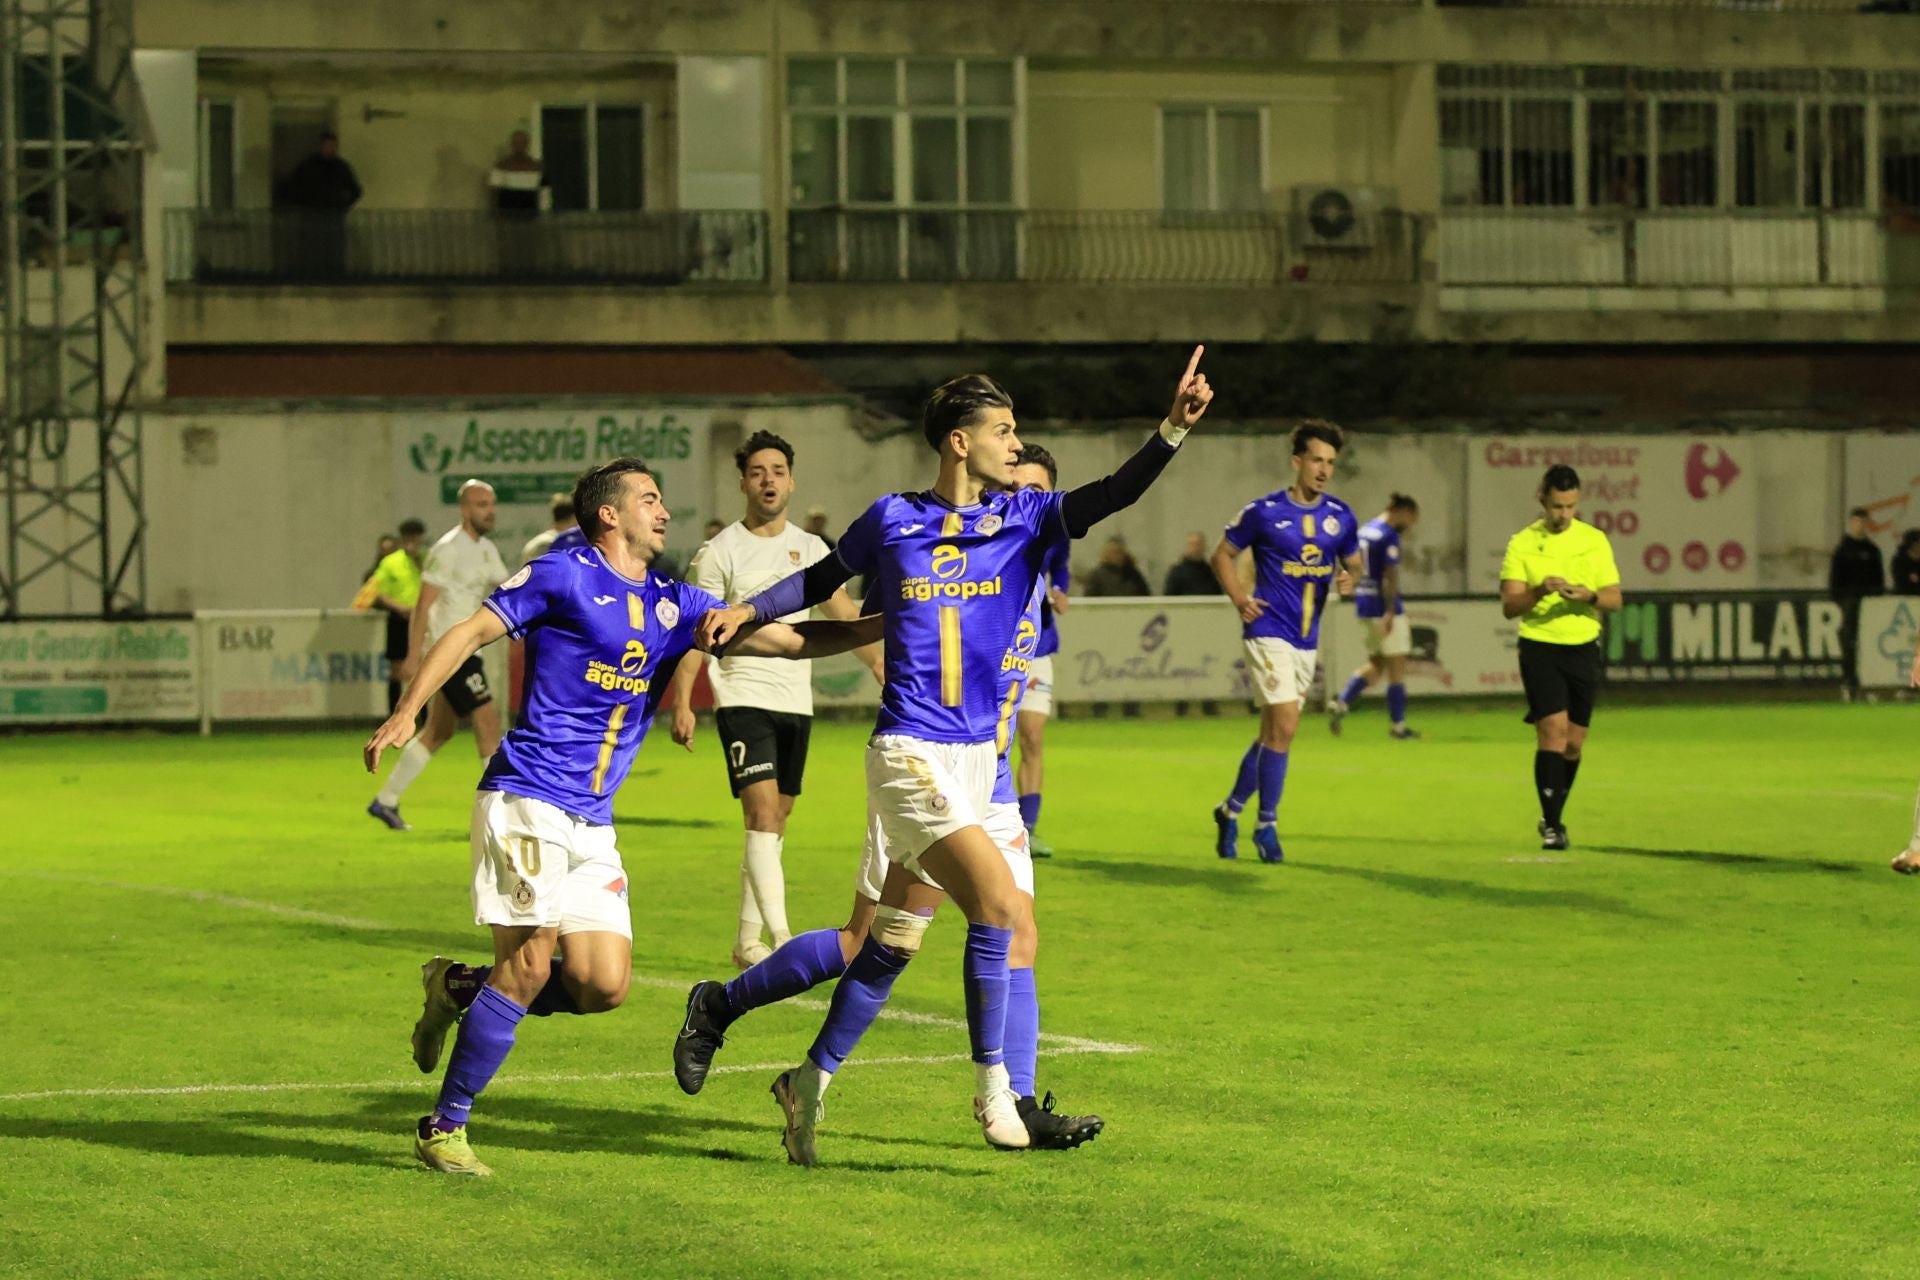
<box><xmin>1498</xmin><ymin>463</ymin><xmax>1623</xmax><ymax>853</ymax></box>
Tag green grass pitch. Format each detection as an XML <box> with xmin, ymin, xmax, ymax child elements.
<box><xmin>6</xmin><ymin>701</ymin><xmax>1917</xmax><ymax>1278</ymax></box>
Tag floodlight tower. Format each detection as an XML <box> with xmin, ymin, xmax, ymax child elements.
<box><xmin>0</xmin><ymin>0</ymin><xmax>148</xmax><ymax>619</ymax></box>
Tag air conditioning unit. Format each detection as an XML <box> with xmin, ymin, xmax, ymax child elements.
<box><xmin>1289</xmin><ymin>184</ymin><xmax>1399</xmax><ymax>249</ymax></box>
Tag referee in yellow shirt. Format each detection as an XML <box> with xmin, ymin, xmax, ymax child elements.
<box><xmin>370</xmin><ymin>519</ymin><xmax>427</xmax><ymax>713</ymax></box>
<box><xmin>1499</xmin><ymin>464</ymin><xmax>1623</xmax><ymax>851</ymax></box>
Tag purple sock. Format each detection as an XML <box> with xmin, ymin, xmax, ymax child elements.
<box><xmin>1005</xmin><ymin>966</ymin><xmax>1039</xmax><ymax>1098</ymax></box>
<box><xmin>1386</xmin><ymin>683</ymin><xmax>1408</xmax><ymax>726</ymax></box>
<box><xmin>725</xmin><ymin>928</ymin><xmax>847</xmax><ymax>1015</ymax></box>
<box><xmin>1340</xmin><ymin>674</ymin><xmax>1369</xmax><ymax>706</ymax></box>
<box><xmin>807</xmin><ymin>933</ymin><xmax>912</xmax><ymax>1073</ymax></box>
<box><xmin>963</xmin><ymin>922</ymin><xmax>1013</xmax><ymax>1067</ymax></box>
<box><xmin>459</xmin><ymin>961</ymin><xmax>579</xmax><ymax>1017</ymax></box>
<box><xmin>1223</xmin><ymin>742</ymin><xmax>1260</xmax><ymax>814</ymax></box>
<box><xmin>1018</xmin><ymin>793</ymin><xmax>1041</xmax><ymax>831</ymax></box>
<box><xmin>433</xmin><ymin>985</ymin><xmax>525</xmax><ymax>1127</ymax></box>
<box><xmin>1256</xmin><ymin>747</ymin><xmax>1289</xmax><ymax>824</ymax></box>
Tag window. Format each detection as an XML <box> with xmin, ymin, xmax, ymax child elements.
<box><xmin>199</xmin><ymin>99</ymin><xmax>236</xmax><ymax>211</ymax></box>
<box><xmin>1883</xmin><ymin>105</ymin><xmax>1920</xmax><ymax>209</ymax></box>
<box><xmin>1161</xmin><ymin>106</ymin><xmax>1263</xmax><ymax>213</ymax></box>
<box><xmin>786</xmin><ymin>56</ymin><xmax>1019</xmax><ymax>280</ymax></box>
<box><xmin>539</xmin><ymin>104</ymin><xmax>645</xmax><ymax>212</ymax></box>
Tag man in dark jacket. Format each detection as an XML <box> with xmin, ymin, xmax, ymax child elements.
<box><xmin>1083</xmin><ymin>536</ymin><xmax>1150</xmax><ymax>597</ymax></box>
<box><xmin>1830</xmin><ymin>507</ymin><xmax>1885</xmax><ymax>696</ymax></box>
<box><xmin>276</xmin><ymin>132</ymin><xmax>362</xmax><ymax>278</ymax></box>
<box><xmin>1163</xmin><ymin>531</ymin><xmax>1218</xmax><ymax>595</ymax></box>
<box><xmin>1891</xmin><ymin>528</ymin><xmax>1920</xmax><ymax>596</ymax></box>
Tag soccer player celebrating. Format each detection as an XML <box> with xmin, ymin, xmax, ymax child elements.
<box><xmin>698</xmin><ymin>350</ymin><xmax>1211</xmax><ymax>1163</ymax></box>
<box><xmin>1499</xmin><ymin>463</ymin><xmax>1623</xmax><ymax>852</ymax></box>
<box><xmin>666</xmin><ymin>430</ymin><xmax>880</xmax><ymax>969</ymax></box>
<box><xmin>1890</xmin><ymin>633</ymin><xmax>1920</xmax><ymax>874</ymax></box>
<box><xmin>1011</xmin><ymin>444</ymin><xmax>1069</xmax><ymax>858</ymax></box>
<box><xmin>1208</xmin><ymin>422</ymin><xmax>1365</xmax><ymax>864</ymax></box>
<box><xmin>1329</xmin><ymin>493</ymin><xmax>1421</xmax><ymax>739</ymax></box>
<box><xmin>365</xmin><ymin>458</ymin><xmax>826</xmax><ymax>1177</ymax></box>
<box><xmin>674</xmin><ymin>452</ymin><xmax>1102</xmax><ymax>1152</ymax></box>
<box><xmin>367</xmin><ymin>479</ymin><xmax>508</xmax><ymax>831</ymax></box>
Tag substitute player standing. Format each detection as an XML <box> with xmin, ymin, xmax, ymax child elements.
<box><xmin>367</xmin><ymin>479</ymin><xmax>508</xmax><ymax>831</ymax></box>
<box><xmin>1011</xmin><ymin>444</ymin><xmax>1070</xmax><ymax>858</ymax></box>
<box><xmin>1499</xmin><ymin>463</ymin><xmax>1623</xmax><ymax>852</ymax></box>
<box><xmin>365</xmin><ymin>458</ymin><xmax>732</xmax><ymax>1176</ymax></box>
<box><xmin>1329</xmin><ymin>493</ymin><xmax>1421</xmax><ymax>739</ymax></box>
<box><xmin>1208</xmin><ymin>422</ymin><xmax>1365</xmax><ymax>864</ymax></box>
<box><xmin>666</xmin><ymin>430</ymin><xmax>880</xmax><ymax>968</ymax></box>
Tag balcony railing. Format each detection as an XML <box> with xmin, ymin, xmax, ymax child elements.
<box><xmin>163</xmin><ymin>209</ymin><xmax>769</xmax><ymax>286</ymax></box>
<box><xmin>1438</xmin><ymin>209</ymin><xmax>1915</xmax><ymax>288</ymax></box>
<box><xmin>788</xmin><ymin>209</ymin><xmax>1427</xmax><ymax>285</ymax></box>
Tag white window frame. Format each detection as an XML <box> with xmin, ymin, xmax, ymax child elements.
<box><xmin>1155</xmin><ymin>103</ymin><xmax>1269</xmax><ymax>214</ymax></box>
<box><xmin>533</xmin><ymin>100</ymin><xmax>647</xmax><ymax>212</ymax></box>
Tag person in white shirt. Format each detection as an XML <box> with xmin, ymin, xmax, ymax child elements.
<box><xmin>668</xmin><ymin>432</ymin><xmax>881</xmax><ymax>966</ymax></box>
<box><xmin>518</xmin><ymin>493</ymin><xmax>576</xmax><ymax>566</ymax></box>
<box><xmin>368</xmin><ymin>479</ymin><xmax>510</xmax><ymax>830</ymax></box>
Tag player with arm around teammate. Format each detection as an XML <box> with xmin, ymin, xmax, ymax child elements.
<box><xmin>1329</xmin><ymin>493</ymin><xmax>1421</xmax><ymax>739</ymax></box>
<box><xmin>365</xmin><ymin>458</ymin><xmax>730</xmax><ymax>1177</ymax></box>
<box><xmin>1207</xmin><ymin>421</ymin><xmax>1366</xmax><ymax>864</ymax></box>
<box><xmin>665</xmin><ymin>429</ymin><xmax>880</xmax><ymax>969</ymax></box>
<box><xmin>698</xmin><ymin>350</ymin><xmax>1211</xmax><ymax>1164</ymax></box>
<box><xmin>1498</xmin><ymin>463</ymin><xmax>1624</xmax><ymax>852</ymax></box>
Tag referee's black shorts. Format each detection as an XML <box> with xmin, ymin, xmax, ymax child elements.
<box><xmin>714</xmin><ymin>706</ymin><xmax>812</xmax><ymax>798</ymax></box>
<box><xmin>1518</xmin><ymin>637</ymin><xmax>1602</xmax><ymax>727</ymax></box>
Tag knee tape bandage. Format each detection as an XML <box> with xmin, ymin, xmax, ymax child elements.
<box><xmin>871</xmin><ymin>904</ymin><xmax>932</xmax><ymax>956</ymax></box>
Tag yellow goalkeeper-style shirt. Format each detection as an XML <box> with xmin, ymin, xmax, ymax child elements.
<box><xmin>1498</xmin><ymin>517</ymin><xmax>1620</xmax><ymax>645</ymax></box>
<box><xmin>368</xmin><ymin>547</ymin><xmax>422</xmax><ymax>611</ymax></box>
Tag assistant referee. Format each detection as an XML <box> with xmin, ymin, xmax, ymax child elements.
<box><xmin>1499</xmin><ymin>463</ymin><xmax>1623</xmax><ymax>851</ymax></box>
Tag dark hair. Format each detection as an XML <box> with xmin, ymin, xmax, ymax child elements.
<box><xmin>398</xmin><ymin>517</ymin><xmax>426</xmax><ymax>537</ymax></box>
<box><xmin>550</xmin><ymin>496</ymin><xmax>574</xmax><ymax>522</ymax></box>
<box><xmin>1850</xmin><ymin>506</ymin><xmax>1871</xmax><ymax>520</ymax></box>
<box><xmin>1902</xmin><ymin>527</ymin><xmax>1920</xmax><ymax>549</ymax></box>
<box><xmin>573</xmin><ymin>457</ymin><xmax>655</xmax><ymax>540</ymax></box>
<box><xmin>735</xmin><ymin>430</ymin><xmax>795</xmax><ymax>474</ymax></box>
<box><xmin>1290</xmin><ymin>419</ymin><xmax>1345</xmax><ymax>456</ymax></box>
<box><xmin>1541</xmin><ymin>464</ymin><xmax>1581</xmax><ymax>494</ymax></box>
<box><xmin>1388</xmin><ymin>492</ymin><xmax>1418</xmax><ymax>513</ymax></box>
<box><xmin>1014</xmin><ymin>443</ymin><xmax>1058</xmax><ymax>487</ymax></box>
<box><xmin>922</xmin><ymin>374</ymin><xmax>1013</xmax><ymax>452</ymax></box>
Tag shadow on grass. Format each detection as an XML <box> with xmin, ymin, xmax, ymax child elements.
<box><xmin>0</xmin><ymin>1089</ymin><xmax>977</xmax><ymax>1175</ymax></box>
<box><xmin>1048</xmin><ymin>857</ymin><xmax>1267</xmax><ymax>895</ymax></box>
<box><xmin>1589</xmin><ymin>844</ymin><xmax>1860</xmax><ymax>875</ymax></box>
<box><xmin>1287</xmin><ymin>862</ymin><xmax>1659</xmax><ymax>919</ymax></box>
<box><xmin>613</xmin><ymin>814</ymin><xmax>724</xmax><ymax>831</ymax></box>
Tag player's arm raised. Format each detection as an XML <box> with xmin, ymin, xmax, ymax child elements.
<box><xmin>821</xmin><ymin>587</ymin><xmax>885</xmax><ymax>681</ymax></box>
<box><xmin>1210</xmin><ymin>536</ymin><xmax>1266</xmax><ymax>624</ymax></box>
<box><xmin>1059</xmin><ymin>345</ymin><xmax>1212</xmax><ymax>539</ymax></box>
<box><xmin>365</xmin><ymin>606</ymin><xmax>508</xmax><ymax>772</ymax></box>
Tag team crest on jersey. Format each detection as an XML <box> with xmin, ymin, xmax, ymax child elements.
<box><xmin>788</xmin><ymin>549</ymin><xmax>802</xmax><ymax>565</ymax></box>
<box><xmin>1324</xmin><ymin>516</ymin><xmax>1342</xmax><ymax>535</ymax></box>
<box><xmin>976</xmin><ymin>514</ymin><xmax>1003</xmax><ymax>536</ymax></box>
<box><xmin>501</xmin><ymin>565</ymin><xmax>532</xmax><ymax>590</ymax></box>
<box><xmin>929</xmin><ymin>792</ymin><xmax>950</xmax><ymax>814</ymax></box>
<box><xmin>511</xmin><ymin>878</ymin><xmax>534</xmax><ymax>910</ymax></box>
<box><xmin>655</xmin><ymin>599</ymin><xmax>680</xmax><ymax>629</ymax></box>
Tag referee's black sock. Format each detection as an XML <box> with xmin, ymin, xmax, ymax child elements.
<box><xmin>1534</xmin><ymin>751</ymin><xmax>1569</xmax><ymax>826</ymax></box>
<box><xmin>1563</xmin><ymin>755</ymin><xmax>1581</xmax><ymax>803</ymax></box>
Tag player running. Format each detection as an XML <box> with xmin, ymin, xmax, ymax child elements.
<box><xmin>1329</xmin><ymin>493</ymin><xmax>1421</xmax><ymax>740</ymax></box>
<box><xmin>367</xmin><ymin>479</ymin><xmax>508</xmax><ymax>831</ymax></box>
<box><xmin>1011</xmin><ymin>445</ymin><xmax>1069</xmax><ymax>859</ymax></box>
<box><xmin>673</xmin><ymin>449</ymin><xmax>1102</xmax><ymax>1152</ymax></box>
<box><xmin>1499</xmin><ymin>464</ymin><xmax>1623</xmax><ymax>852</ymax></box>
<box><xmin>364</xmin><ymin>458</ymin><xmax>869</xmax><ymax>1178</ymax></box>
<box><xmin>666</xmin><ymin>430</ymin><xmax>880</xmax><ymax>969</ymax></box>
<box><xmin>698</xmin><ymin>351</ymin><xmax>1212</xmax><ymax>1164</ymax></box>
<box><xmin>1208</xmin><ymin>421</ymin><xmax>1365</xmax><ymax>864</ymax></box>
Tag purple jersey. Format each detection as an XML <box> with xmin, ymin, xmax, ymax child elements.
<box><xmin>1034</xmin><ymin>541</ymin><xmax>1069</xmax><ymax>659</ymax></box>
<box><xmin>1222</xmin><ymin>489</ymin><xmax>1359</xmax><ymax>647</ymax></box>
<box><xmin>835</xmin><ymin>487</ymin><xmax>1068</xmax><ymax>745</ymax></box>
<box><xmin>991</xmin><ymin>581</ymin><xmax>1045</xmax><ymax>804</ymax></box>
<box><xmin>1353</xmin><ymin>516</ymin><xmax>1405</xmax><ymax>620</ymax></box>
<box><xmin>480</xmin><ymin>545</ymin><xmax>723</xmax><ymax>824</ymax></box>
<box><xmin>549</xmin><ymin>526</ymin><xmax>587</xmax><ymax>555</ymax></box>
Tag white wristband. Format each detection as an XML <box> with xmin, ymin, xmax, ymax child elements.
<box><xmin>1157</xmin><ymin>417</ymin><xmax>1190</xmax><ymax>447</ymax></box>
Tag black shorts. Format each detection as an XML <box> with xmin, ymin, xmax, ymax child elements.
<box><xmin>1519</xmin><ymin>637</ymin><xmax>1601</xmax><ymax>727</ymax></box>
<box><xmin>714</xmin><ymin>706</ymin><xmax>812</xmax><ymax>798</ymax></box>
<box><xmin>441</xmin><ymin>652</ymin><xmax>493</xmax><ymax>717</ymax></box>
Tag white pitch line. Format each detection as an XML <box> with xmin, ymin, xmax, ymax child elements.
<box><xmin>21</xmin><ymin>872</ymin><xmax>385</xmax><ymax>930</ymax></box>
<box><xmin>0</xmin><ymin>1041</ymin><xmax>1144</xmax><ymax>1105</ymax></box>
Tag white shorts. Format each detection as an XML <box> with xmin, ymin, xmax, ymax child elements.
<box><xmin>1022</xmin><ymin>655</ymin><xmax>1055</xmax><ymax>719</ymax></box>
<box><xmin>1243</xmin><ymin>636</ymin><xmax>1318</xmax><ymax>707</ymax></box>
<box><xmin>1364</xmin><ymin>613</ymin><xmax>1413</xmax><ymax>659</ymax></box>
<box><xmin>469</xmin><ymin>790</ymin><xmax>632</xmax><ymax>939</ymax></box>
<box><xmin>855</xmin><ymin>792</ymin><xmax>1034</xmax><ymax>901</ymax></box>
<box><xmin>864</xmin><ymin>734</ymin><xmax>998</xmax><ymax>880</ymax></box>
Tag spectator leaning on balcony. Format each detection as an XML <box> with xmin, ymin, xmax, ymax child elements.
<box><xmin>1830</xmin><ymin>506</ymin><xmax>1886</xmax><ymax>697</ymax></box>
<box><xmin>1163</xmin><ymin>531</ymin><xmax>1218</xmax><ymax>596</ymax></box>
<box><xmin>1083</xmin><ymin>536</ymin><xmax>1152</xmax><ymax>597</ymax></box>
<box><xmin>276</xmin><ymin>131</ymin><xmax>362</xmax><ymax>277</ymax></box>
<box><xmin>1891</xmin><ymin>528</ymin><xmax>1920</xmax><ymax>596</ymax></box>
<box><xmin>490</xmin><ymin>129</ymin><xmax>546</xmax><ymax>276</ymax></box>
